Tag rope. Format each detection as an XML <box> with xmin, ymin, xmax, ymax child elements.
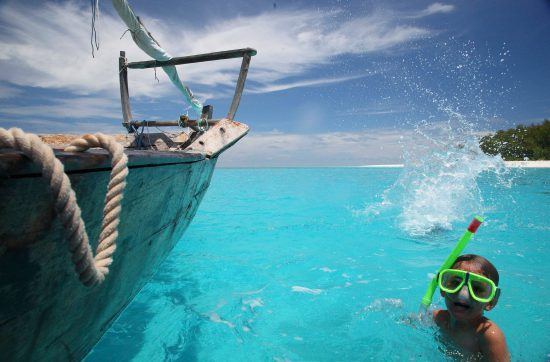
<box><xmin>0</xmin><ymin>128</ymin><xmax>129</xmax><ymax>287</ymax></box>
<box><xmin>90</xmin><ymin>0</ymin><xmax>100</xmax><ymax>57</ymax></box>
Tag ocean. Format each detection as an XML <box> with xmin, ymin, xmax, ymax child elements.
<box><xmin>86</xmin><ymin>167</ymin><xmax>549</xmax><ymax>361</ymax></box>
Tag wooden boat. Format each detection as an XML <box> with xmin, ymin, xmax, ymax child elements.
<box><xmin>0</xmin><ymin>47</ymin><xmax>256</xmax><ymax>360</ymax></box>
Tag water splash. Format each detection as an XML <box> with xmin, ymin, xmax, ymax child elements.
<box><xmin>396</xmin><ymin>117</ymin><xmax>508</xmax><ymax>236</ymax></box>
<box><xmin>363</xmin><ymin>39</ymin><xmax>515</xmax><ymax>236</ymax></box>
<box><xmin>362</xmin><ymin>120</ymin><xmax>510</xmax><ymax>237</ymax></box>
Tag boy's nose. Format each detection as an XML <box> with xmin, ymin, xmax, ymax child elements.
<box><xmin>456</xmin><ymin>285</ymin><xmax>471</xmax><ymax>301</ymax></box>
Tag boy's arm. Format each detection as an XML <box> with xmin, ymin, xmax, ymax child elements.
<box><xmin>479</xmin><ymin>323</ymin><xmax>510</xmax><ymax>362</ymax></box>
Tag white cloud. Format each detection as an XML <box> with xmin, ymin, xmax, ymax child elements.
<box><xmin>342</xmin><ymin>106</ymin><xmax>404</xmax><ymax>117</ymax></box>
<box><xmin>178</xmin><ymin>9</ymin><xmax>432</xmax><ymax>85</ymax></box>
<box><xmin>0</xmin><ymin>119</ymin><xmax>410</xmax><ymax>167</ymax></box>
<box><xmin>0</xmin><ymin>1</ymin><xmax>442</xmax><ymax>102</ymax></box>
<box><xmin>409</xmin><ymin>3</ymin><xmax>455</xmax><ymax>19</ymax></box>
<box><xmin>0</xmin><ymin>96</ymin><xmax>120</xmax><ymax>119</ymax></box>
<box><xmin>0</xmin><ymin>118</ymin><xmax>122</xmax><ymax>135</ymax></box>
<box><xmin>424</xmin><ymin>3</ymin><xmax>455</xmax><ymax>15</ymax></box>
<box><xmin>0</xmin><ymin>1</ymin><xmax>456</xmax><ymax>132</ymax></box>
<box><xmin>0</xmin><ymin>2</ymin><xmax>161</xmax><ymax>97</ymax></box>
<box><xmin>248</xmin><ymin>74</ymin><xmax>369</xmax><ymax>93</ymax></box>
<box><xmin>217</xmin><ymin>129</ymin><xmax>410</xmax><ymax>167</ymax></box>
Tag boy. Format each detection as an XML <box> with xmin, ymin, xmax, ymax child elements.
<box><xmin>433</xmin><ymin>254</ymin><xmax>510</xmax><ymax>361</ymax></box>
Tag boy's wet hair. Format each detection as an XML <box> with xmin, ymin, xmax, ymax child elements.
<box><xmin>452</xmin><ymin>254</ymin><xmax>499</xmax><ymax>286</ymax></box>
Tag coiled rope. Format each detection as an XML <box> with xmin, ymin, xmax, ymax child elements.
<box><xmin>0</xmin><ymin>128</ymin><xmax>128</xmax><ymax>287</ymax></box>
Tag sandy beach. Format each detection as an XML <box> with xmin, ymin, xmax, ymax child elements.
<box><xmin>358</xmin><ymin>164</ymin><xmax>405</xmax><ymax>168</ymax></box>
<box><xmin>360</xmin><ymin>161</ymin><xmax>550</xmax><ymax>168</ymax></box>
<box><xmin>504</xmin><ymin>160</ymin><xmax>550</xmax><ymax>168</ymax></box>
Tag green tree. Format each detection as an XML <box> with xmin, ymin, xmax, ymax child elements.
<box><xmin>479</xmin><ymin>120</ymin><xmax>550</xmax><ymax>160</ymax></box>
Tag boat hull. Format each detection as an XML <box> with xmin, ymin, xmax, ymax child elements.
<box><xmin>0</xmin><ymin>149</ymin><xmax>217</xmax><ymax>360</ymax></box>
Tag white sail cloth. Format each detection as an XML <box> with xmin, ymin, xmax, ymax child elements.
<box><xmin>111</xmin><ymin>0</ymin><xmax>203</xmax><ymax>116</ymax></box>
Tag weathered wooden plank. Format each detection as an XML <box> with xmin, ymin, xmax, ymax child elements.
<box><xmin>185</xmin><ymin>118</ymin><xmax>249</xmax><ymax>157</ymax></box>
<box><xmin>126</xmin><ymin>48</ymin><xmax>257</xmax><ymax>69</ymax></box>
<box><xmin>0</xmin><ymin>157</ymin><xmax>217</xmax><ymax>361</ymax></box>
<box><xmin>0</xmin><ymin>149</ymin><xmax>204</xmax><ymax>177</ymax></box>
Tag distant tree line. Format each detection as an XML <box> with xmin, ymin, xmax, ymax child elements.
<box><xmin>479</xmin><ymin>120</ymin><xmax>550</xmax><ymax>160</ymax></box>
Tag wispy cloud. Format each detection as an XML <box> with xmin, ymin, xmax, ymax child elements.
<box><xmin>249</xmin><ymin>74</ymin><xmax>369</xmax><ymax>93</ymax></box>
<box><xmin>0</xmin><ymin>2</ymin><xmax>157</xmax><ymax>97</ymax></box>
<box><xmin>341</xmin><ymin>104</ymin><xmax>408</xmax><ymax>117</ymax></box>
<box><xmin>0</xmin><ymin>96</ymin><xmax>120</xmax><ymax>119</ymax></box>
<box><xmin>0</xmin><ymin>2</ymin><xmax>448</xmax><ymax>98</ymax></box>
<box><xmin>218</xmin><ymin>129</ymin><xmax>410</xmax><ymax>167</ymax></box>
<box><xmin>0</xmin><ymin>118</ymin><xmax>123</xmax><ymax>134</ymax></box>
<box><xmin>181</xmin><ymin>9</ymin><xmax>432</xmax><ymax>85</ymax></box>
<box><xmin>349</xmin><ymin>109</ymin><xmax>400</xmax><ymax>116</ymax></box>
<box><xmin>408</xmin><ymin>3</ymin><xmax>455</xmax><ymax>19</ymax></box>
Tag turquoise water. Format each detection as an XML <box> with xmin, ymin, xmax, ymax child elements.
<box><xmin>87</xmin><ymin>167</ymin><xmax>549</xmax><ymax>361</ymax></box>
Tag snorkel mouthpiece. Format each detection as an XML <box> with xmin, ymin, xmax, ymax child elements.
<box><xmin>420</xmin><ymin>216</ymin><xmax>484</xmax><ymax>309</ymax></box>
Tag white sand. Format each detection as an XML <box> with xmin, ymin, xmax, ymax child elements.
<box><xmin>504</xmin><ymin>160</ymin><xmax>550</xmax><ymax>168</ymax></box>
<box><xmin>359</xmin><ymin>164</ymin><xmax>404</xmax><ymax>168</ymax></box>
<box><xmin>359</xmin><ymin>161</ymin><xmax>550</xmax><ymax>168</ymax></box>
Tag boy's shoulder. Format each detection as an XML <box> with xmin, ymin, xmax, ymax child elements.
<box><xmin>477</xmin><ymin>318</ymin><xmax>510</xmax><ymax>361</ymax></box>
<box><xmin>432</xmin><ymin>310</ymin><xmax>509</xmax><ymax>360</ymax></box>
<box><xmin>477</xmin><ymin>319</ymin><xmax>506</xmax><ymax>345</ymax></box>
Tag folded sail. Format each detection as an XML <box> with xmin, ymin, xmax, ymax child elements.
<box><xmin>111</xmin><ymin>0</ymin><xmax>203</xmax><ymax>116</ymax></box>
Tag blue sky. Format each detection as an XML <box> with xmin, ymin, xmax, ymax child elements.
<box><xmin>0</xmin><ymin>0</ymin><xmax>549</xmax><ymax>166</ymax></box>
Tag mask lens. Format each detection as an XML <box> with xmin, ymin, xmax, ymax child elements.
<box><xmin>441</xmin><ymin>270</ymin><xmax>464</xmax><ymax>291</ymax></box>
<box><xmin>469</xmin><ymin>275</ymin><xmax>495</xmax><ymax>301</ymax></box>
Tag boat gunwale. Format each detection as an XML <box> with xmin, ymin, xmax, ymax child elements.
<box><xmin>0</xmin><ymin>148</ymin><xmax>206</xmax><ymax>178</ymax></box>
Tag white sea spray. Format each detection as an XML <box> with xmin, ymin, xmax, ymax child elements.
<box><xmin>363</xmin><ymin>298</ymin><xmax>404</xmax><ymax>312</ymax></box>
<box><xmin>396</xmin><ymin>116</ymin><xmax>509</xmax><ymax>236</ymax></box>
<box><xmin>360</xmin><ymin>39</ymin><xmax>516</xmax><ymax>236</ymax></box>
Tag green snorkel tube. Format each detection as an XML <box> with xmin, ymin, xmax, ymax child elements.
<box><xmin>420</xmin><ymin>215</ymin><xmax>484</xmax><ymax>310</ymax></box>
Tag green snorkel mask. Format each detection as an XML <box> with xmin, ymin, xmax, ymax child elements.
<box><xmin>438</xmin><ymin>268</ymin><xmax>498</xmax><ymax>303</ymax></box>
<box><xmin>420</xmin><ymin>216</ymin><xmax>484</xmax><ymax>309</ymax></box>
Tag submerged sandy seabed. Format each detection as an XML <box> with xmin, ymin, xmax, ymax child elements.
<box><xmin>360</xmin><ymin>161</ymin><xmax>550</xmax><ymax>168</ymax></box>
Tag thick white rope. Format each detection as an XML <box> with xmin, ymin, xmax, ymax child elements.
<box><xmin>0</xmin><ymin>128</ymin><xmax>128</xmax><ymax>287</ymax></box>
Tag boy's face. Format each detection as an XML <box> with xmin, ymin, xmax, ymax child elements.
<box><xmin>440</xmin><ymin>261</ymin><xmax>498</xmax><ymax>322</ymax></box>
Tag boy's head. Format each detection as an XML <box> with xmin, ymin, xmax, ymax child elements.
<box><xmin>440</xmin><ymin>254</ymin><xmax>501</xmax><ymax>321</ymax></box>
<box><xmin>452</xmin><ymin>254</ymin><xmax>499</xmax><ymax>286</ymax></box>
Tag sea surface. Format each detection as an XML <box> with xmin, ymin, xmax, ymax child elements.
<box><xmin>87</xmin><ymin>167</ymin><xmax>549</xmax><ymax>361</ymax></box>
